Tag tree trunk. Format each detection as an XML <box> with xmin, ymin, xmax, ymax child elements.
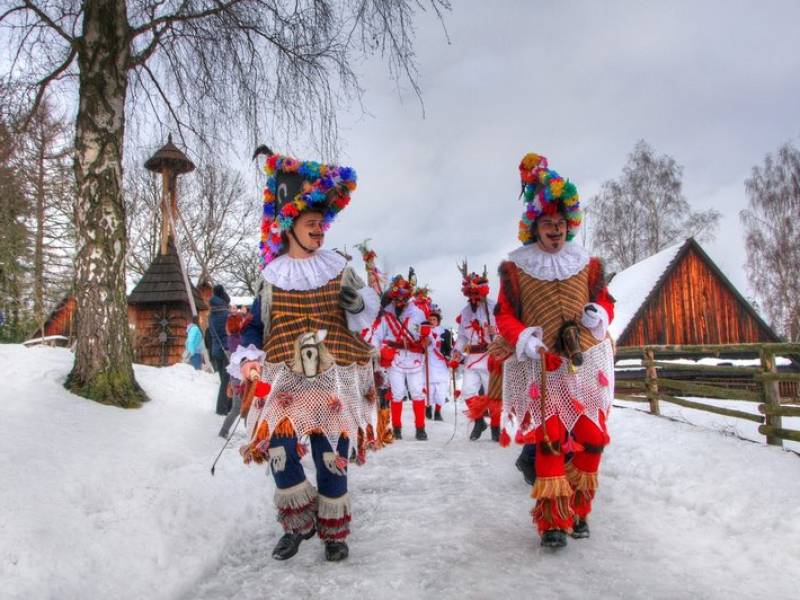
<box><xmin>34</xmin><ymin>127</ymin><xmax>45</xmax><ymax>335</ymax></box>
<box><xmin>66</xmin><ymin>0</ymin><xmax>147</xmax><ymax>407</ymax></box>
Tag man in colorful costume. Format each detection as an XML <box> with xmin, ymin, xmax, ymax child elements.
<box><xmin>371</xmin><ymin>272</ymin><xmax>430</xmax><ymax>441</ymax></box>
<box><xmin>491</xmin><ymin>152</ymin><xmax>615</xmax><ymax>548</ymax></box>
<box><xmin>455</xmin><ymin>264</ymin><xmax>500</xmax><ymax>441</ymax></box>
<box><xmin>425</xmin><ymin>303</ymin><xmax>452</xmax><ymax>422</ymax></box>
<box><xmin>234</xmin><ymin>148</ymin><xmax>380</xmax><ymax>562</ymax></box>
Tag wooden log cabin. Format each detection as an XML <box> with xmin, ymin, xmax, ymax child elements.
<box><xmin>127</xmin><ymin>240</ymin><xmax>207</xmax><ymax>367</ymax></box>
<box><xmin>608</xmin><ymin>238</ymin><xmax>798</xmax><ymax>398</ymax></box>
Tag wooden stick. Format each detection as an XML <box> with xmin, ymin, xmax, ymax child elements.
<box><xmin>758</xmin><ymin>425</ymin><xmax>800</xmax><ymax>443</ymax></box>
<box><xmin>758</xmin><ymin>404</ymin><xmax>800</xmax><ymax>417</ymax></box>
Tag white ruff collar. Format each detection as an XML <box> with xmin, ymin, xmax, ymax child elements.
<box><xmin>508</xmin><ymin>242</ymin><xmax>590</xmax><ymax>281</ymax></box>
<box><xmin>261</xmin><ymin>249</ymin><xmax>347</xmax><ymax>291</ymax></box>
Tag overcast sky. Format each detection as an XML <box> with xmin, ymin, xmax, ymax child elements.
<box><xmin>292</xmin><ymin>0</ymin><xmax>799</xmax><ymax>324</ymax></box>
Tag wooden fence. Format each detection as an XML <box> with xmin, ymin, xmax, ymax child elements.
<box><xmin>614</xmin><ymin>343</ymin><xmax>800</xmax><ymax>448</ymax></box>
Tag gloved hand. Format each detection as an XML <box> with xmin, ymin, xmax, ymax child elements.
<box><xmin>339</xmin><ymin>285</ymin><xmax>365</xmax><ymax>314</ymax></box>
<box><xmin>581</xmin><ymin>304</ymin><xmax>601</xmax><ymax>329</ymax></box>
<box><xmin>524</xmin><ymin>335</ymin><xmax>546</xmax><ymax>360</ymax></box>
<box><xmin>581</xmin><ymin>303</ymin><xmax>608</xmax><ymax>340</ymax></box>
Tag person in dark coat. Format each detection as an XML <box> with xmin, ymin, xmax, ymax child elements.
<box><xmin>209</xmin><ymin>284</ymin><xmax>231</xmax><ymax>415</ymax></box>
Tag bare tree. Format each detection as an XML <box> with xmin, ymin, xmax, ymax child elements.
<box><xmin>589</xmin><ymin>140</ymin><xmax>721</xmax><ymax>271</ymax></box>
<box><xmin>1</xmin><ymin>0</ymin><xmax>448</xmax><ymax>407</ymax></box>
<box><xmin>226</xmin><ymin>244</ymin><xmax>262</xmax><ymax>296</ymax></box>
<box><xmin>0</xmin><ymin>114</ymin><xmax>31</xmax><ymax>341</ymax></box>
<box><xmin>179</xmin><ymin>162</ymin><xmax>254</xmax><ymax>284</ymax></box>
<box><xmin>16</xmin><ymin>97</ymin><xmax>76</xmax><ymax>335</ymax></box>
<box><xmin>124</xmin><ymin>153</ymin><xmax>162</xmax><ymax>279</ymax></box>
<box><xmin>741</xmin><ymin>142</ymin><xmax>800</xmax><ymax>341</ymax></box>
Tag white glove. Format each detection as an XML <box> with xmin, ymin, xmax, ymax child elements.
<box><xmin>581</xmin><ymin>303</ymin><xmax>609</xmax><ymax>340</ymax></box>
<box><xmin>524</xmin><ymin>335</ymin><xmax>546</xmax><ymax>360</ymax></box>
<box><xmin>515</xmin><ymin>326</ymin><xmax>546</xmax><ymax>360</ymax></box>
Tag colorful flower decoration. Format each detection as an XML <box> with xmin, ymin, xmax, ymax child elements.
<box><xmin>517</xmin><ymin>152</ymin><xmax>582</xmax><ymax>244</ymax></box>
<box><xmin>258</xmin><ymin>152</ymin><xmax>357</xmax><ymax>268</ymax></box>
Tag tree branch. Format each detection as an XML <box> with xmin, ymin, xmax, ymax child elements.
<box><xmin>21</xmin><ymin>0</ymin><xmax>75</xmax><ymax>44</ymax></box>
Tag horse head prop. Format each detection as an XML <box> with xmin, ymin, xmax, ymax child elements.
<box><xmin>292</xmin><ymin>329</ymin><xmax>335</xmax><ymax>378</ymax></box>
<box><xmin>555</xmin><ymin>320</ymin><xmax>584</xmax><ymax>371</ymax></box>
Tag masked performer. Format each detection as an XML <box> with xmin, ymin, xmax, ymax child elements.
<box><xmin>371</xmin><ymin>272</ymin><xmax>430</xmax><ymax>441</ymax></box>
<box><xmin>454</xmin><ymin>265</ymin><xmax>500</xmax><ymax>441</ymax></box>
<box><xmin>491</xmin><ymin>152</ymin><xmax>615</xmax><ymax>548</ymax></box>
<box><xmin>235</xmin><ymin>148</ymin><xmax>380</xmax><ymax>562</ymax></box>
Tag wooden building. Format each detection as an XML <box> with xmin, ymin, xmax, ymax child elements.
<box><xmin>127</xmin><ymin>240</ymin><xmax>207</xmax><ymax>366</ymax></box>
<box><xmin>609</xmin><ymin>238</ymin><xmax>797</xmax><ymax>398</ymax></box>
<box><xmin>127</xmin><ymin>136</ymin><xmax>205</xmax><ymax>367</ymax></box>
<box><xmin>608</xmin><ymin>238</ymin><xmax>780</xmax><ymax>347</ymax></box>
<box><xmin>29</xmin><ymin>295</ymin><xmax>77</xmax><ymax>344</ymax></box>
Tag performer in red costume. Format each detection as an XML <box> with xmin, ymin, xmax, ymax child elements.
<box><xmin>490</xmin><ymin>152</ymin><xmax>615</xmax><ymax>548</ymax></box>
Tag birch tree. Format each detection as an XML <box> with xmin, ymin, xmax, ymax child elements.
<box><xmin>741</xmin><ymin>142</ymin><xmax>800</xmax><ymax>341</ymax></box>
<box><xmin>1</xmin><ymin>0</ymin><xmax>448</xmax><ymax>407</ymax></box>
<box><xmin>589</xmin><ymin>140</ymin><xmax>721</xmax><ymax>271</ymax></box>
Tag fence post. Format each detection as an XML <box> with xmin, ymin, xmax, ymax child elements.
<box><xmin>760</xmin><ymin>348</ymin><xmax>783</xmax><ymax>447</ymax></box>
<box><xmin>644</xmin><ymin>347</ymin><xmax>660</xmax><ymax>415</ymax></box>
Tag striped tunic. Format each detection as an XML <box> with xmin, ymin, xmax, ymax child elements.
<box><xmin>518</xmin><ymin>266</ymin><xmax>598</xmax><ymax>353</ymax></box>
<box><xmin>265</xmin><ymin>274</ymin><xmax>373</xmax><ymax>366</ymax></box>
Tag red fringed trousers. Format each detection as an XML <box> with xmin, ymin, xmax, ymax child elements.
<box><xmin>532</xmin><ymin>413</ymin><xmax>609</xmax><ymax>534</ymax></box>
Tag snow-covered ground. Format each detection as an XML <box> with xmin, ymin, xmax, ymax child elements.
<box><xmin>3</xmin><ymin>345</ymin><xmax>800</xmax><ymax>600</ymax></box>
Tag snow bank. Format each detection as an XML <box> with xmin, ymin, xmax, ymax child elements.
<box><xmin>2</xmin><ymin>345</ymin><xmax>800</xmax><ymax>599</ymax></box>
<box><xmin>0</xmin><ymin>345</ymin><xmax>264</xmax><ymax>600</ymax></box>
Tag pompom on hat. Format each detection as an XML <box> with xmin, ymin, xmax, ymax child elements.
<box><xmin>253</xmin><ymin>145</ymin><xmax>357</xmax><ymax>268</ymax></box>
<box><xmin>517</xmin><ymin>152</ymin><xmax>582</xmax><ymax>245</ymax></box>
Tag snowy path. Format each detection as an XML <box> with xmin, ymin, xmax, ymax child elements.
<box><xmin>3</xmin><ymin>346</ymin><xmax>800</xmax><ymax>600</ymax></box>
<box><xmin>187</xmin><ymin>402</ymin><xmax>800</xmax><ymax>600</ymax></box>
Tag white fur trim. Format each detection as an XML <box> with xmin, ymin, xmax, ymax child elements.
<box><xmin>261</xmin><ymin>249</ymin><xmax>347</xmax><ymax>291</ymax></box>
<box><xmin>318</xmin><ymin>493</ymin><xmax>352</xmax><ymax>519</ymax></box>
<box><xmin>515</xmin><ymin>326</ymin><xmax>544</xmax><ymax>360</ymax></box>
<box><xmin>346</xmin><ymin>287</ymin><xmax>380</xmax><ymax>335</ymax></box>
<box><xmin>582</xmin><ymin>302</ymin><xmax>609</xmax><ymax>340</ymax></box>
<box><xmin>508</xmin><ymin>242</ymin><xmax>590</xmax><ymax>281</ymax></box>
<box><xmin>274</xmin><ymin>480</ymin><xmax>318</xmax><ymax>509</ymax></box>
<box><xmin>227</xmin><ymin>344</ymin><xmax>266</xmax><ymax>379</ymax></box>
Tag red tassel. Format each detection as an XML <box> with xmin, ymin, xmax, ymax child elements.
<box><xmin>528</xmin><ymin>383</ymin><xmax>540</xmax><ymax>399</ymax></box>
<box><xmin>598</xmin><ymin>370</ymin><xmax>609</xmax><ymax>387</ymax></box>
<box><xmin>544</xmin><ymin>352</ymin><xmax>563</xmax><ymax>372</ymax></box>
<box><xmin>571</xmin><ymin>397</ymin><xmax>586</xmax><ymax>413</ymax></box>
<box><xmin>499</xmin><ymin>427</ymin><xmax>511</xmax><ymax>447</ymax></box>
<box><xmin>255</xmin><ymin>381</ymin><xmax>271</xmax><ymax>398</ymax></box>
<box><xmin>454</xmin><ymin>389</ymin><xmax>462</xmax><ymax>399</ymax></box>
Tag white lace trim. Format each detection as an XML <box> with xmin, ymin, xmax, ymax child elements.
<box><xmin>261</xmin><ymin>249</ymin><xmax>347</xmax><ymax>291</ymax></box>
<box><xmin>508</xmin><ymin>242</ymin><xmax>590</xmax><ymax>281</ymax></box>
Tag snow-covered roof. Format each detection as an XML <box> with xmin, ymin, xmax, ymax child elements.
<box><xmin>607</xmin><ymin>241</ymin><xmax>686</xmax><ymax>340</ymax></box>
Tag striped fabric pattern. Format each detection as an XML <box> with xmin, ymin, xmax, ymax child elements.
<box><xmin>519</xmin><ymin>267</ymin><xmax>597</xmax><ymax>352</ymax></box>
<box><xmin>265</xmin><ymin>274</ymin><xmax>373</xmax><ymax>366</ymax></box>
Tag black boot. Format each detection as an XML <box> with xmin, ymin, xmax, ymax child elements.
<box><xmin>325</xmin><ymin>541</ymin><xmax>349</xmax><ymax>561</ymax></box>
<box><xmin>571</xmin><ymin>518</ymin><xmax>590</xmax><ymax>539</ymax></box>
<box><xmin>425</xmin><ymin>406</ymin><xmax>432</xmax><ymax>419</ymax></box>
<box><xmin>393</xmin><ymin>427</ymin><xmax>402</xmax><ymax>440</ymax></box>
<box><xmin>490</xmin><ymin>426</ymin><xmax>500</xmax><ymax>442</ymax></box>
<box><xmin>415</xmin><ymin>427</ymin><xmax>428</xmax><ymax>441</ymax></box>
<box><xmin>272</xmin><ymin>528</ymin><xmax>315</xmax><ymax>560</ymax></box>
<box><xmin>541</xmin><ymin>529</ymin><xmax>567</xmax><ymax>548</ymax></box>
<box><xmin>515</xmin><ymin>455</ymin><xmax>536</xmax><ymax>486</ymax></box>
<box><xmin>469</xmin><ymin>418</ymin><xmax>487</xmax><ymax>441</ymax></box>
<box><xmin>434</xmin><ymin>410</ymin><xmax>444</xmax><ymax>422</ymax></box>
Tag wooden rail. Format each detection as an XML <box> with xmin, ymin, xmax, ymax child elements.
<box><xmin>614</xmin><ymin>343</ymin><xmax>800</xmax><ymax>448</ymax></box>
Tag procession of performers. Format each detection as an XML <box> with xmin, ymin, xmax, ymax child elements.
<box><xmin>223</xmin><ymin>146</ymin><xmax>614</xmax><ymax>562</ymax></box>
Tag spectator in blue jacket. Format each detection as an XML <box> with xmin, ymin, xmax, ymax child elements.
<box><xmin>185</xmin><ymin>316</ymin><xmax>204</xmax><ymax>370</ymax></box>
